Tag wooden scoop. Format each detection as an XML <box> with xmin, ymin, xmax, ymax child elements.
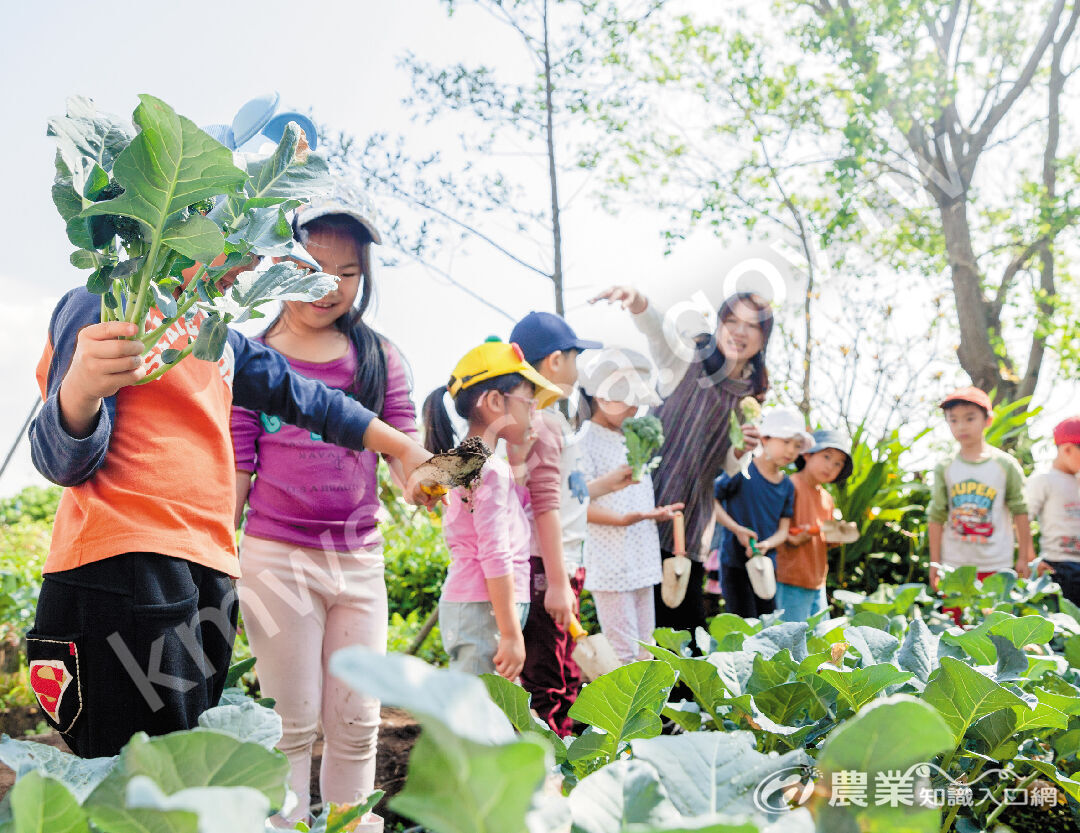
<box><xmin>568</xmin><ymin>615</ymin><xmax>620</xmax><ymax>681</ymax></box>
<box><xmin>413</xmin><ymin>437</ymin><xmax>492</xmax><ymax>498</ymax></box>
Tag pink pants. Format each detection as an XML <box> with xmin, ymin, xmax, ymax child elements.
<box><xmin>238</xmin><ymin>535</ymin><xmax>387</xmax><ymax>823</ymax></box>
<box><xmin>591</xmin><ymin>587</ymin><xmax>655</xmax><ymax>665</ymax></box>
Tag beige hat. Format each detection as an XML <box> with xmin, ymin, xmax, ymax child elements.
<box><xmin>579</xmin><ymin>347</ymin><xmax>661</xmax><ymax>408</ymax></box>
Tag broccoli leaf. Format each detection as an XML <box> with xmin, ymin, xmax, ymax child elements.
<box><xmin>622</xmin><ymin>415</ymin><xmax>664</xmax><ymax>481</ymax></box>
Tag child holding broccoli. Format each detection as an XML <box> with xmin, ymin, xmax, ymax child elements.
<box><xmin>713</xmin><ymin>409</ymin><xmax>811</xmax><ymax>618</ymax></box>
<box><xmin>775</xmin><ymin>430</ymin><xmax>853</xmax><ymax>622</ymax></box>
<box><xmin>577</xmin><ymin>348</ymin><xmax>684</xmax><ymax>664</ymax></box>
<box><xmin>26</xmin><ymin>255</ymin><xmax>436</xmax><ymax>760</ymax></box>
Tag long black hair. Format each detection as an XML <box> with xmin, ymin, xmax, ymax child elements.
<box><xmin>266</xmin><ymin>213</ymin><xmax>387</xmax><ymax>414</ymax></box>
<box><xmin>422</xmin><ymin>374</ymin><xmax>528</xmax><ymax>454</ymax></box>
<box><xmin>696</xmin><ymin>292</ymin><xmax>773</xmax><ymax>401</ymax></box>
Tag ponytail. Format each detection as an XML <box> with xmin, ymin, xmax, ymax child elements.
<box><xmin>421</xmin><ymin>373</ymin><xmax>529</xmax><ymax>454</ymax></box>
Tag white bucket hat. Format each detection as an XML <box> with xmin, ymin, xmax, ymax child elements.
<box><xmin>757</xmin><ymin>408</ymin><xmax>814</xmax><ymax>451</ymax></box>
<box><xmin>578</xmin><ymin>347</ymin><xmax>661</xmax><ymax>408</ymax></box>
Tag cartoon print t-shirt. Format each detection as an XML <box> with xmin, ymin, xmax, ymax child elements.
<box><xmin>1026</xmin><ymin>469</ymin><xmax>1080</xmax><ymax>564</ymax></box>
<box><xmin>927</xmin><ymin>447</ymin><xmax>1028</xmax><ymax>570</ymax></box>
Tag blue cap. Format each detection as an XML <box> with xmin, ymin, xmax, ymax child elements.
<box><xmin>201</xmin><ymin>93</ymin><xmax>319</xmax><ymax>152</ymax></box>
<box><xmin>795</xmin><ymin>429</ymin><xmax>854</xmax><ymax>484</ymax></box>
<box><xmin>510</xmin><ymin>311</ymin><xmax>602</xmax><ymax>365</ymax></box>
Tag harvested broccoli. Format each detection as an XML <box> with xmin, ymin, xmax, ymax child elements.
<box><xmin>728</xmin><ymin>396</ymin><xmax>762</xmax><ymax>451</ymax></box>
<box><xmin>622</xmin><ymin>415</ymin><xmax>664</xmax><ymax>481</ymax></box>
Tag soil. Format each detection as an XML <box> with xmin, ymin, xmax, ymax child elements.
<box><xmin>0</xmin><ymin>704</ymin><xmax>420</xmax><ymax>826</ymax></box>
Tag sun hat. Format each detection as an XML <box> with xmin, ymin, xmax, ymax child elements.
<box><xmin>293</xmin><ymin>199</ymin><xmax>382</xmax><ymax>246</ymax></box>
<box><xmin>1053</xmin><ymin>416</ymin><xmax>1080</xmax><ymax>446</ymax></box>
<box><xmin>448</xmin><ymin>341</ymin><xmax>563</xmax><ymax>410</ymax></box>
<box><xmin>794</xmin><ymin>429</ymin><xmax>854</xmax><ymax>484</ymax></box>
<box><xmin>510</xmin><ymin>312</ymin><xmax>602</xmax><ymax>365</ymax></box>
<box><xmin>578</xmin><ymin>347</ymin><xmax>661</xmax><ymax>408</ymax></box>
<box><xmin>202</xmin><ymin>92</ymin><xmax>319</xmax><ymax>152</ymax></box>
<box><xmin>941</xmin><ymin>386</ymin><xmax>993</xmax><ymax>416</ymax></box>
<box><xmin>757</xmin><ymin>408</ymin><xmax>814</xmax><ymax>452</ymax></box>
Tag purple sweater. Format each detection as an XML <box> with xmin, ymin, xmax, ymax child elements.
<box><xmin>231</xmin><ymin>340</ymin><xmax>417</xmax><ymax>551</ymax></box>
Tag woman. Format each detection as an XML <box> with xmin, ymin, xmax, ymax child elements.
<box><xmin>591</xmin><ymin>287</ymin><xmax>772</xmax><ymax>632</ymax></box>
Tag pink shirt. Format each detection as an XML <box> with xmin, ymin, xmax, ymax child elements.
<box><xmin>441</xmin><ymin>457</ymin><xmax>533</xmax><ymax>603</ymax></box>
<box><xmin>231</xmin><ymin>341</ymin><xmax>417</xmax><ymax>552</ymax></box>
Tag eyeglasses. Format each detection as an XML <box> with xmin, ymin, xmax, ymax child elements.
<box><xmin>503</xmin><ymin>393</ymin><xmax>539</xmax><ymax>411</ymax></box>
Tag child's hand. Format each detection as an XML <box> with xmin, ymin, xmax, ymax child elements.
<box><xmin>601</xmin><ymin>464</ymin><xmax>636</xmax><ymax>492</ymax></box>
<box><xmin>59</xmin><ymin>321</ymin><xmax>145</xmax><ymax>437</ymax></box>
<box><xmin>643</xmin><ymin>502</ymin><xmax>685</xmax><ymax>523</ymax></box>
<box><xmin>494</xmin><ymin>631</ymin><xmax>526</xmax><ymax>680</ymax></box>
<box><xmin>734</xmin><ymin>526</ymin><xmax>758</xmax><ymax>553</ymax></box>
<box><xmin>399</xmin><ymin>443</ymin><xmax>440</xmax><ymax>509</ymax></box>
<box><xmin>929</xmin><ymin>564</ymin><xmax>940</xmax><ymax>592</ymax></box>
<box><xmin>545</xmin><ymin>576</ymin><xmax>576</xmax><ymax>631</ymax></box>
<box><xmin>589</xmin><ymin>286</ymin><xmax>648</xmax><ymax>315</ymax></box>
<box><xmin>1037</xmin><ymin>560</ymin><xmax>1055</xmax><ymax>576</ymax></box>
<box><xmin>1015</xmin><ymin>559</ymin><xmax>1032</xmax><ymax>580</ymax></box>
<box><xmin>787</xmin><ymin>530</ymin><xmax>813</xmax><ymax>547</ymax></box>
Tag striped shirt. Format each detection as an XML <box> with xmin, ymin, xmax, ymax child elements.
<box><xmin>632</xmin><ymin>305</ymin><xmax>756</xmax><ymax>560</ymax></box>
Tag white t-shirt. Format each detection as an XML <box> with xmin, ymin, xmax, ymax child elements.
<box><xmin>1026</xmin><ymin>469</ymin><xmax>1080</xmax><ymax>564</ymax></box>
<box><xmin>927</xmin><ymin>447</ymin><xmax>1028</xmax><ymax>571</ymax></box>
<box><xmin>578</xmin><ymin>422</ymin><xmax>663</xmax><ymax>592</ymax></box>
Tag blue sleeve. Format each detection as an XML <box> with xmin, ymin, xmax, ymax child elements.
<box><xmin>228</xmin><ymin>330</ymin><xmax>377</xmax><ymax>451</ymax></box>
<box><xmin>28</xmin><ymin>289</ymin><xmax>115</xmax><ymax>487</ymax></box>
<box><xmin>781</xmin><ymin>480</ymin><xmax>795</xmax><ymax>518</ymax></box>
<box><xmin>714</xmin><ymin>472</ymin><xmax>740</xmax><ymax>504</ymax></box>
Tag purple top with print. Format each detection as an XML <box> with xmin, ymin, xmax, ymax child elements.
<box><xmin>231</xmin><ymin>341</ymin><xmax>417</xmax><ymax>551</ymax></box>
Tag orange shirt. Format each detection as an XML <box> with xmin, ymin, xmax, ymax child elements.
<box><xmin>775</xmin><ymin>472</ymin><xmax>834</xmax><ymax>590</ymax></box>
<box><xmin>36</xmin><ymin>300</ymin><xmax>240</xmax><ymax>577</ymax></box>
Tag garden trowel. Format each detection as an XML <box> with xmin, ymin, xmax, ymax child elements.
<box><xmin>568</xmin><ymin>615</ymin><xmax>620</xmax><ymax>681</ymax></box>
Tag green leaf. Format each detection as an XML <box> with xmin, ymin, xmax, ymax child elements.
<box><xmin>8</xmin><ymin>772</ymin><xmax>90</xmax><ymax>833</ymax></box>
<box><xmin>642</xmin><ymin>645</ymin><xmax>726</xmax><ymax>719</ymax></box>
<box><xmin>569</xmin><ymin>661</ymin><xmax>676</xmax><ymax>757</ymax></box>
<box><xmin>990</xmin><ymin>615</ymin><xmax>1055</xmax><ymax>648</ymax></box>
<box><xmin>81</xmin><ymin>96</ymin><xmax>246</xmax><ymax>239</ymax></box>
<box><xmin>190</xmin><ymin>315</ymin><xmax>230</xmax><ymax>362</ymax></box>
<box><xmin>843</xmin><ymin>625</ymin><xmax>899</xmax><ymax>667</ymax></box>
<box><xmin>631</xmin><ymin>732</ymin><xmax>809</xmax><ymax>821</ymax></box>
<box><xmin>84</xmin><ymin>731</ymin><xmax>289</xmax><ymax>829</ymax></box>
<box><xmin>224</xmin><ymin>657</ymin><xmax>256</xmax><ymax>688</ymax></box>
<box><xmin>481</xmin><ymin>674</ymin><xmax>566</xmax><ymax>764</ymax></box>
<box><xmin>897</xmin><ymin>618</ymin><xmax>938</xmax><ymax>684</ymax></box>
<box><xmin>654</xmin><ymin>628</ymin><xmax>693</xmax><ymax>654</ymax></box>
<box><xmin>1014</xmin><ymin>757</ymin><xmax>1080</xmax><ymax>802</ymax></box>
<box><xmin>939</xmin><ymin>611</ymin><xmax>1012</xmax><ymax>664</ymax></box>
<box><xmin>0</xmin><ymin>736</ymin><xmax>116</xmax><ymax>802</ymax></box>
<box><xmin>1067</xmin><ymin>635</ymin><xmax>1080</xmax><ymax>669</ymax></box>
<box><xmin>707</xmin><ymin>615</ymin><xmax>757</xmax><ymax>651</ymax></box>
<box><xmin>742</xmin><ymin>622</ymin><xmax>808</xmax><ymax>662</ymax></box>
<box><xmin>244</xmin><ymin>121</ymin><xmax>332</xmax><ymax>202</ymax></box>
<box><xmin>123</xmin><ymin>776</ymin><xmax>269</xmax><ymax>833</ymax></box>
<box><xmin>968</xmin><ymin>708</ymin><xmax>1017</xmax><ymax>757</ymax></box>
<box><xmin>161</xmin><ymin>214</ymin><xmax>226</xmax><ymax>263</ymax></box>
<box><xmin>751</xmin><ymin>681</ymin><xmax>827</xmax><ymax>725</ymax></box>
<box><xmin>921</xmin><ymin>657</ymin><xmax>1027</xmax><ymax>744</ymax></box>
<box><xmin>567</xmin><ymin>759</ymin><xmax>680</xmax><ymax>833</ymax></box>
<box><xmin>48</xmin><ymin>96</ymin><xmax>133</xmax><ymax>191</ymax></box>
<box><xmin>814</xmin><ymin>664</ymin><xmax>914</xmax><ymax>713</ymax></box>
<box><xmin>708</xmin><ymin>652</ymin><xmax>756</xmax><ymax>697</ymax></box>
<box><xmin>196</xmin><ymin>701</ymin><xmax>283</xmax><ymax>751</ymax></box>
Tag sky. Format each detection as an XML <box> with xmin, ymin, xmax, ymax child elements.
<box><xmin>0</xmin><ymin>0</ymin><xmax>1073</xmax><ymax>495</ymax></box>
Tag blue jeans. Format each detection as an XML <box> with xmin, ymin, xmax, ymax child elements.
<box><xmin>775</xmin><ymin>583</ymin><xmax>827</xmax><ymax>623</ymax></box>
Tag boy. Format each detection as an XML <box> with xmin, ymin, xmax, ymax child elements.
<box><xmin>714</xmin><ymin>408</ymin><xmax>812</xmax><ymax>618</ymax></box>
<box><xmin>509</xmin><ymin>311</ymin><xmax>601</xmax><ymax>736</ymax></box>
<box><xmin>927</xmin><ymin>387</ymin><xmax>1034</xmax><ymax>601</ymax></box>
<box><xmin>1026</xmin><ymin>416</ymin><xmax>1080</xmax><ymax>605</ymax></box>
<box><xmin>26</xmin><ymin>261</ymin><xmax>434</xmax><ymax>759</ymax></box>
<box><xmin>776</xmin><ymin>429</ymin><xmax>853</xmax><ymax>622</ymax></box>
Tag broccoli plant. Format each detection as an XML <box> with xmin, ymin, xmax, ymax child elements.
<box><xmin>728</xmin><ymin>395</ymin><xmax>762</xmax><ymax>452</ymax></box>
<box><xmin>49</xmin><ymin>95</ymin><xmax>337</xmax><ymax>383</ymax></box>
<box><xmin>622</xmin><ymin>415</ymin><xmax>664</xmax><ymax>481</ymax></box>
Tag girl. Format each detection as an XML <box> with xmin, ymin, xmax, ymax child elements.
<box><xmin>577</xmin><ymin>348</ymin><xmax>684</xmax><ymax>664</ymax></box>
<box><xmin>232</xmin><ymin>201</ymin><xmax>414</xmax><ymax>830</ymax></box>
<box><xmin>422</xmin><ymin>341</ymin><xmax>562</xmax><ymax>679</ymax></box>
<box><xmin>591</xmin><ymin>287</ymin><xmax>772</xmax><ymax>634</ymax></box>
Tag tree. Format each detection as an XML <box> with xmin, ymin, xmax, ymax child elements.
<box><xmin>608</xmin><ymin>0</ymin><xmax>1080</xmax><ymax>409</ymax></box>
<box><xmin>323</xmin><ymin>0</ymin><xmax>664</xmax><ymax>318</ymax></box>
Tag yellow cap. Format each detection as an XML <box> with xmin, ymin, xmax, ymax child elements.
<box><xmin>448</xmin><ymin>341</ymin><xmax>564</xmax><ymax>410</ymax></box>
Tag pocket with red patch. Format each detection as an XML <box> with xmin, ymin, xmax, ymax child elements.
<box><xmin>25</xmin><ymin>632</ymin><xmax>83</xmax><ymax>734</ymax></box>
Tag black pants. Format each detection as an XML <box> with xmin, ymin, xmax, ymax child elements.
<box><xmin>26</xmin><ymin>553</ymin><xmax>237</xmax><ymax>758</ymax></box>
<box><xmin>654</xmin><ymin>552</ymin><xmax>707</xmax><ymax>635</ymax></box>
<box><xmin>720</xmin><ymin>561</ymin><xmax>776</xmax><ymax>619</ymax></box>
<box><xmin>1048</xmin><ymin>561</ymin><xmax>1080</xmax><ymax>608</ymax></box>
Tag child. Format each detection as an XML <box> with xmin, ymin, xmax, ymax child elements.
<box><xmin>508</xmin><ymin>311</ymin><xmax>601</xmax><ymax>736</ymax></box>
<box><xmin>714</xmin><ymin>409</ymin><xmax>811</xmax><ymax>618</ymax></box>
<box><xmin>1026</xmin><ymin>416</ymin><xmax>1080</xmax><ymax>606</ymax></box>
<box><xmin>231</xmin><ymin>202</ymin><xmax>411</xmax><ymax>829</ymax></box>
<box><xmin>577</xmin><ymin>348</ymin><xmax>683</xmax><ymax>664</ymax></box>
<box><xmin>26</xmin><ymin>257</ymin><xmax>435</xmax><ymax>761</ymax></box>
<box><xmin>776</xmin><ymin>430</ymin><xmax>853</xmax><ymax>622</ymax></box>
<box><xmin>422</xmin><ymin>341</ymin><xmax>562</xmax><ymax>679</ymax></box>
<box><xmin>927</xmin><ymin>387</ymin><xmax>1034</xmax><ymax>608</ymax></box>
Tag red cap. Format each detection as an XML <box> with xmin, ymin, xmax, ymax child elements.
<box><xmin>941</xmin><ymin>386</ymin><xmax>992</xmax><ymax>415</ymax></box>
<box><xmin>1054</xmin><ymin>416</ymin><xmax>1080</xmax><ymax>446</ymax></box>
